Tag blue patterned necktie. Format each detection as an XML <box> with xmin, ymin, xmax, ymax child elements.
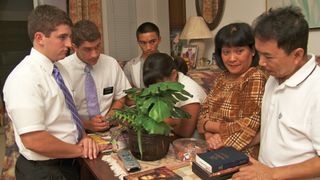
<box><xmin>52</xmin><ymin>65</ymin><xmax>84</xmax><ymax>142</ymax></box>
<box><xmin>84</xmin><ymin>64</ymin><xmax>100</xmax><ymax>118</ymax></box>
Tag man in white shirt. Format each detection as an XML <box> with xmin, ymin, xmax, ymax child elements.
<box><xmin>3</xmin><ymin>5</ymin><xmax>99</xmax><ymax>180</ymax></box>
<box><xmin>59</xmin><ymin>20</ymin><xmax>131</xmax><ymax>132</ymax></box>
<box><xmin>123</xmin><ymin>22</ymin><xmax>161</xmax><ymax>88</ymax></box>
<box><xmin>233</xmin><ymin>6</ymin><xmax>320</xmax><ymax>180</ymax></box>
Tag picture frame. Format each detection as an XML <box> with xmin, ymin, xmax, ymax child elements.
<box><xmin>266</xmin><ymin>0</ymin><xmax>320</xmax><ymax>29</ymax></box>
<box><xmin>181</xmin><ymin>45</ymin><xmax>198</xmax><ymax>69</ymax></box>
<box><xmin>195</xmin><ymin>0</ymin><xmax>225</xmax><ymax>30</ymax></box>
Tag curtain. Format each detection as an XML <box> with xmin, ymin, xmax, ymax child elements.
<box><xmin>69</xmin><ymin>0</ymin><xmax>104</xmax><ymax>52</ymax></box>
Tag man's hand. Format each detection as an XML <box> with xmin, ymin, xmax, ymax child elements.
<box><xmin>78</xmin><ymin>136</ymin><xmax>100</xmax><ymax>160</ymax></box>
<box><xmin>232</xmin><ymin>157</ymin><xmax>274</xmax><ymax>180</ymax></box>
<box><xmin>204</xmin><ymin>132</ymin><xmax>224</xmax><ymax>150</ymax></box>
<box><xmin>83</xmin><ymin>115</ymin><xmax>110</xmax><ymax>132</ymax></box>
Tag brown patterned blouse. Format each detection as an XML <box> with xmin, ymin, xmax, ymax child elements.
<box><xmin>198</xmin><ymin>67</ymin><xmax>267</xmax><ymax>158</ymax></box>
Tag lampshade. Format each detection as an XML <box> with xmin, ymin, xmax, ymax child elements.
<box><xmin>180</xmin><ymin>16</ymin><xmax>213</xmax><ymax>40</ymax></box>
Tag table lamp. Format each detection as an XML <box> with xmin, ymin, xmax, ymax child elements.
<box><xmin>180</xmin><ymin>16</ymin><xmax>213</xmax><ymax>66</ymax></box>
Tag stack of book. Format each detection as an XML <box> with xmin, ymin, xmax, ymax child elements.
<box><xmin>192</xmin><ymin>147</ymin><xmax>249</xmax><ymax>180</ymax></box>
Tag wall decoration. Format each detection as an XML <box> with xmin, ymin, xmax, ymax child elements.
<box><xmin>195</xmin><ymin>0</ymin><xmax>225</xmax><ymax>30</ymax></box>
<box><xmin>266</xmin><ymin>0</ymin><xmax>320</xmax><ymax>29</ymax></box>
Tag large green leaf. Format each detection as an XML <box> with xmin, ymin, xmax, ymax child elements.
<box><xmin>113</xmin><ymin>81</ymin><xmax>192</xmax><ymax>137</ymax></box>
<box><xmin>143</xmin><ymin>120</ymin><xmax>171</xmax><ymax>135</ymax></box>
<box><xmin>149</xmin><ymin>99</ymin><xmax>171</xmax><ymax>123</ymax></box>
<box><xmin>171</xmin><ymin>107</ymin><xmax>191</xmax><ymax>119</ymax></box>
<box><xmin>161</xmin><ymin>81</ymin><xmax>185</xmax><ymax>91</ymax></box>
<box><xmin>180</xmin><ymin>89</ymin><xmax>193</xmax><ymax>97</ymax></box>
<box><xmin>141</xmin><ymin>84</ymin><xmax>159</xmax><ymax>96</ymax></box>
<box><xmin>172</xmin><ymin>92</ymin><xmax>189</xmax><ymax>101</ymax></box>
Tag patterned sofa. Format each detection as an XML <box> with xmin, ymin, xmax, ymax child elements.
<box><xmin>1</xmin><ymin>106</ymin><xmax>18</xmax><ymax>180</ymax></box>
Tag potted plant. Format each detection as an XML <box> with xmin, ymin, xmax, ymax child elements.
<box><xmin>113</xmin><ymin>81</ymin><xmax>192</xmax><ymax>161</ymax></box>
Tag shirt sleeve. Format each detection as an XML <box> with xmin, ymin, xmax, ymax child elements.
<box><xmin>4</xmin><ymin>72</ymin><xmax>46</xmax><ymax>135</ymax></box>
<box><xmin>197</xmin><ymin>76</ymin><xmax>220</xmax><ymax>134</ymax></box>
<box><xmin>176</xmin><ymin>75</ymin><xmax>207</xmax><ymax>107</ymax></box>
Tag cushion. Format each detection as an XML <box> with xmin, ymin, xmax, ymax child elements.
<box><xmin>1</xmin><ymin>112</ymin><xmax>19</xmax><ymax>180</ymax></box>
<box><xmin>187</xmin><ymin>69</ymin><xmax>220</xmax><ymax>94</ymax></box>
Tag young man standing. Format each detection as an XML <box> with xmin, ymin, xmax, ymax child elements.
<box><xmin>3</xmin><ymin>5</ymin><xmax>99</xmax><ymax>180</ymax></box>
<box><xmin>233</xmin><ymin>6</ymin><xmax>320</xmax><ymax>179</ymax></box>
<box><xmin>59</xmin><ymin>20</ymin><xmax>131</xmax><ymax>132</ymax></box>
<box><xmin>123</xmin><ymin>22</ymin><xmax>161</xmax><ymax>88</ymax></box>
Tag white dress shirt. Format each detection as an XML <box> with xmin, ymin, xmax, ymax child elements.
<box><xmin>3</xmin><ymin>48</ymin><xmax>78</xmax><ymax>160</ymax></box>
<box><xmin>123</xmin><ymin>55</ymin><xmax>145</xmax><ymax>88</ymax></box>
<box><xmin>59</xmin><ymin>53</ymin><xmax>131</xmax><ymax>121</ymax></box>
<box><xmin>259</xmin><ymin>54</ymin><xmax>320</xmax><ymax>170</ymax></box>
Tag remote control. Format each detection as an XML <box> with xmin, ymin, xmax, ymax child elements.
<box><xmin>117</xmin><ymin>149</ymin><xmax>141</xmax><ymax>172</ymax></box>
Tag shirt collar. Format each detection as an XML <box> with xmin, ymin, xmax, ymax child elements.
<box><xmin>72</xmin><ymin>53</ymin><xmax>87</xmax><ymax>69</ymax></box>
<box><xmin>284</xmin><ymin>54</ymin><xmax>316</xmax><ymax>87</ymax></box>
<box><xmin>30</xmin><ymin>48</ymin><xmax>55</xmax><ymax>74</ymax></box>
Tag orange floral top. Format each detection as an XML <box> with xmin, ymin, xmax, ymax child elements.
<box><xmin>198</xmin><ymin>67</ymin><xmax>267</xmax><ymax>158</ymax></box>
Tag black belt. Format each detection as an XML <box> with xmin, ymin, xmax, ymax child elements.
<box><xmin>21</xmin><ymin>155</ymin><xmax>78</xmax><ymax>167</ymax></box>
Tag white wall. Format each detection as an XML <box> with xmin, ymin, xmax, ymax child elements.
<box><xmin>186</xmin><ymin>0</ymin><xmax>320</xmax><ymax>59</ymax></box>
<box><xmin>136</xmin><ymin>0</ymin><xmax>170</xmax><ymax>55</ymax></box>
<box><xmin>309</xmin><ymin>30</ymin><xmax>320</xmax><ymax>55</ymax></box>
<box><xmin>102</xmin><ymin>0</ymin><xmax>170</xmax><ymax>59</ymax></box>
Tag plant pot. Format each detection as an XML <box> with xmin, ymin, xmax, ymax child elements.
<box><xmin>128</xmin><ymin>129</ymin><xmax>170</xmax><ymax>161</ymax></box>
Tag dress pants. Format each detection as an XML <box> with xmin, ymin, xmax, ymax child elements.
<box><xmin>15</xmin><ymin>155</ymin><xmax>80</xmax><ymax>180</ymax></box>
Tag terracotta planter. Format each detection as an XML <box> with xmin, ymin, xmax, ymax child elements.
<box><xmin>128</xmin><ymin>129</ymin><xmax>170</xmax><ymax>161</ymax></box>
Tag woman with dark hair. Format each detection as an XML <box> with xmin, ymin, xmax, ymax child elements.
<box><xmin>197</xmin><ymin>23</ymin><xmax>267</xmax><ymax>159</ymax></box>
<box><xmin>143</xmin><ymin>53</ymin><xmax>207</xmax><ymax>138</ymax></box>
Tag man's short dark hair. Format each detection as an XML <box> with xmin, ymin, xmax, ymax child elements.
<box><xmin>28</xmin><ymin>5</ymin><xmax>72</xmax><ymax>42</ymax></box>
<box><xmin>252</xmin><ymin>6</ymin><xmax>309</xmax><ymax>55</ymax></box>
<box><xmin>72</xmin><ymin>20</ymin><xmax>101</xmax><ymax>47</ymax></box>
<box><xmin>136</xmin><ymin>22</ymin><xmax>160</xmax><ymax>39</ymax></box>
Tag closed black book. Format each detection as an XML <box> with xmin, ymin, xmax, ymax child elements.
<box><xmin>195</xmin><ymin>146</ymin><xmax>249</xmax><ymax>173</ymax></box>
<box><xmin>192</xmin><ymin>162</ymin><xmax>236</xmax><ymax>180</ymax></box>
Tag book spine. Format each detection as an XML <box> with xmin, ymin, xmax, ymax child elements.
<box><xmin>196</xmin><ymin>155</ymin><xmax>248</xmax><ymax>173</ymax></box>
<box><xmin>195</xmin><ymin>155</ymin><xmax>212</xmax><ymax>173</ymax></box>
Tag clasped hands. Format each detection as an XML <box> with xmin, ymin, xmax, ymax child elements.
<box><xmin>85</xmin><ymin>114</ymin><xmax>110</xmax><ymax>132</ymax></box>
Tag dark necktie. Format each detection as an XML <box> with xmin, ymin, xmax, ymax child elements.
<box><xmin>84</xmin><ymin>64</ymin><xmax>100</xmax><ymax>118</ymax></box>
<box><xmin>52</xmin><ymin>65</ymin><xmax>84</xmax><ymax>142</ymax></box>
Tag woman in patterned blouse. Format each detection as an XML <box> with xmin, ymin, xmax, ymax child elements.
<box><xmin>197</xmin><ymin>23</ymin><xmax>267</xmax><ymax>159</ymax></box>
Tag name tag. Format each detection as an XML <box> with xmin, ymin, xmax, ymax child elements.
<box><xmin>103</xmin><ymin>87</ymin><xmax>113</xmax><ymax>95</ymax></box>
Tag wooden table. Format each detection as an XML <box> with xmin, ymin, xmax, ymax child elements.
<box><xmin>80</xmin><ymin>154</ymin><xmax>118</xmax><ymax>180</ymax></box>
<box><xmin>79</xmin><ymin>152</ymin><xmax>201</xmax><ymax>180</ymax></box>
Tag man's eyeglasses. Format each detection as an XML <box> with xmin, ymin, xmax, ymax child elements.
<box><xmin>137</xmin><ymin>39</ymin><xmax>158</xmax><ymax>46</ymax></box>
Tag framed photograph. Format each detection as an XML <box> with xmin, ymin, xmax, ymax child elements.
<box><xmin>266</xmin><ymin>0</ymin><xmax>320</xmax><ymax>29</ymax></box>
<box><xmin>181</xmin><ymin>45</ymin><xmax>198</xmax><ymax>69</ymax></box>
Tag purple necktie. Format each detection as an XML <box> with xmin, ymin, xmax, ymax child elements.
<box><xmin>84</xmin><ymin>64</ymin><xmax>100</xmax><ymax>118</ymax></box>
<box><xmin>53</xmin><ymin>65</ymin><xmax>84</xmax><ymax>142</ymax></box>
